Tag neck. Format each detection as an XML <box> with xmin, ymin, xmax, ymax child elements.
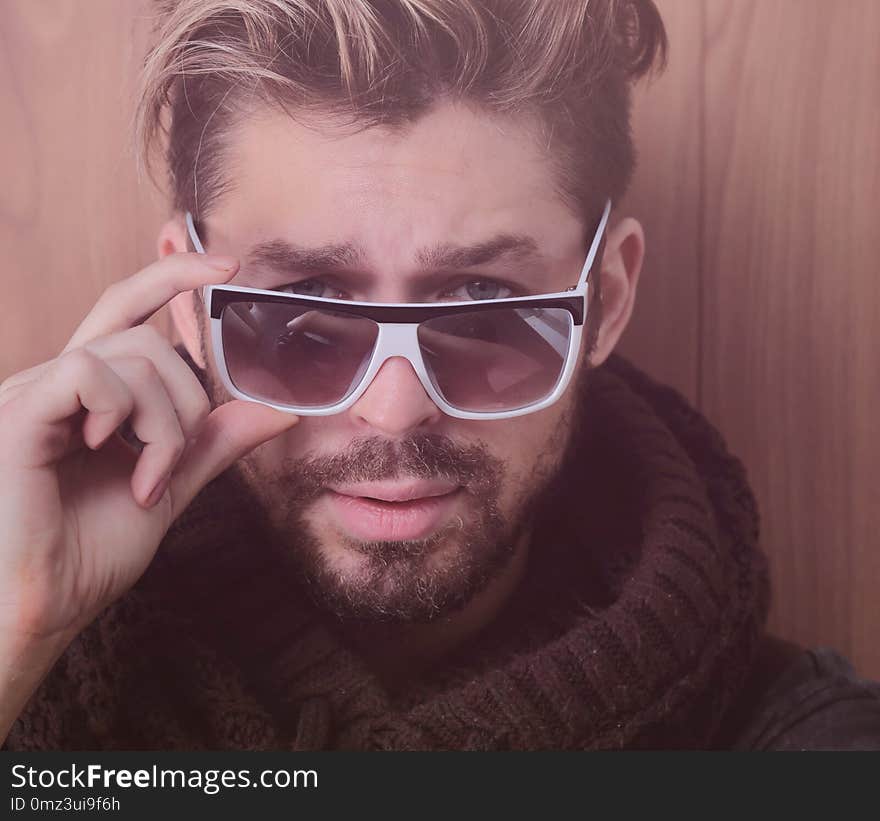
<box><xmin>341</xmin><ymin>528</ymin><xmax>532</xmax><ymax>693</ymax></box>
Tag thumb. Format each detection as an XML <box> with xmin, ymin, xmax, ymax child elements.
<box><xmin>168</xmin><ymin>399</ymin><xmax>300</xmax><ymax>519</ymax></box>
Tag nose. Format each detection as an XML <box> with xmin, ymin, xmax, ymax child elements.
<box><xmin>348</xmin><ymin>355</ymin><xmax>444</xmax><ymax>435</ymax></box>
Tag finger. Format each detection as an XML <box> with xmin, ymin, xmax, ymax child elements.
<box><xmin>0</xmin><ymin>379</ymin><xmax>32</xmax><ymax>412</ymax></box>
<box><xmin>99</xmin><ymin>355</ymin><xmax>187</xmax><ymax>508</ymax></box>
<box><xmin>0</xmin><ymin>348</ymin><xmax>133</xmax><ymax>470</ymax></box>
<box><xmin>83</xmin><ymin>324</ymin><xmax>210</xmax><ymax>441</ymax></box>
<box><xmin>166</xmin><ymin>400</ymin><xmax>301</xmax><ymax>519</ymax></box>
<box><xmin>62</xmin><ymin>251</ymin><xmax>239</xmax><ymax>353</ymax></box>
<box><xmin>0</xmin><ymin>359</ymin><xmax>53</xmax><ymax>397</ymax></box>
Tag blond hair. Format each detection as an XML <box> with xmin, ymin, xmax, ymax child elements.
<box><xmin>134</xmin><ymin>0</ymin><xmax>667</xmax><ymax>228</ymax></box>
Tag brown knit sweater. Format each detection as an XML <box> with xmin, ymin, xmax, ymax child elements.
<box><xmin>4</xmin><ymin>355</ymin><xmax>774</xmax><ymax>750</ymax></box>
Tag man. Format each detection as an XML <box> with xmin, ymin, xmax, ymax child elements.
<box><xmin>1</xmin><ymin>0</ymin><xmax>878</xmax><ymax>750</ymax></box>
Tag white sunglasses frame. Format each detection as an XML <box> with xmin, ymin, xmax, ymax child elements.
<box><xmin>184</xmin><ymin>198</ymin><xmax>611</xmax><ymax>420</ymax></box>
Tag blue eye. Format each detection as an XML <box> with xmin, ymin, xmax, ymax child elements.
<box><xmin>282</xmin><ymin>280</ymin><xmax>322</xmax><ymax>296</ymax></box>
<box><xmin>278</xmin><ymin>279</ymin><xmax>343</xmax><ymax>298</ymax></box>
<box><xmin>444</xmin><ymin>279</ymin><xmax>514</xmax><ymax>301</ymax></box>
<box><xmin>276</xmin><ymin>277</ymin><xmax>515</xmax><ymax>301</ymax></box>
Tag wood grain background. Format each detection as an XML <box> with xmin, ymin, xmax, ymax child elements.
<box><xmin>1</xmin><ymin>1</ymin><xmax>878</xmax><ymax>678</ymax></box>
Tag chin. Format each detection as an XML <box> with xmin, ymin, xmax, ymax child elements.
<box><xmin>295</xmin><ymin>521</ymin><xmax>510</xmax><ymax>624</ymax></box>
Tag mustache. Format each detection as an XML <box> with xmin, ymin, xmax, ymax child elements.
<box><xmin>275</xmin><ymin>432</ymin><xmax>505</xmax><ymax>503</ymax></box>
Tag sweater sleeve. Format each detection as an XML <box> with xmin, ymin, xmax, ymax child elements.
<box><xmin>2</xmin><ymin>575</ymin><xmax>300</xmax><ymax>752</ymax></box>
<box><xmin>1</xmin><ymin>630</ymin><xmax>104</xmax><ymax>751</ymax></box>
<box><xmin>732</xmin><ymin>647</ymin><xmax>880</xmax><ymax>750</ymax></box>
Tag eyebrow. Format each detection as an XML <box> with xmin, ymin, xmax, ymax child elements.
<box><xmin>245</xmin><ymin>240</ymin><xmax>361</xmax><ymax>275</ymax></box>
<box><xmin>243</xmin><ymin>233</ymin><xmax>542</xmax><ymax>280</ymax></box>
<box><xmin>417</xmin><ymin>234</ymin><xmax>540</xmax><ymax>269</ymax></box>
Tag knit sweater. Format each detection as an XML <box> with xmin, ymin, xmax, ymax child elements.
<box><xmin>4</xmin><ymin>355</ymin><xmax>879</xmax><ymax>750</ymax></box>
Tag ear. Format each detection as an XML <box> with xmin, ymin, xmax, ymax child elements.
<box><xmin>158</xmin><ymin>217</ymin><xmax>207</xmax><ymax>369</ymax></box>
<box><xmin>588</xmin><ymin>216</ymin><xmax>645</xmax><ymax>368</ymax></box>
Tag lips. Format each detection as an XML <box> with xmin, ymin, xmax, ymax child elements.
<box><xmin>327</xmin><ymin>479</ymin><xmax>459</xmax><ymax>503</ymax></box>
<box><xmin>322</xmin><ymin>480</ymin><xmax>462</xmax><ymax>541</ymax></box>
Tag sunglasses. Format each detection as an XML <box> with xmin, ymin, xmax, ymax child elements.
<box><xmin>184</xmin><ymin>199</ymin><xmax>610</xmax><ymax>420</ymax></box>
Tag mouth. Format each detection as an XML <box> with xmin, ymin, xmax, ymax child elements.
<box><xmin>326</xmin><ymin>479</ymin><xmax>459</xmax><ymax>503</ymax></box>
<box><xmin>322</xmin><ymin>482</ymin><xmax>463</xmax><ymax>542</ymax></box>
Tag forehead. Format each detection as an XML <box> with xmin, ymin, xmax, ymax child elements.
<box><xmin>210</xmin><ymin>100</ymin><xmax>584</xmax><ymax>261</ymax></box>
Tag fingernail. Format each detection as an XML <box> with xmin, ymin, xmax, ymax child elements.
<box><xmin>204</xmin><ymin>255</ymin><xmax>238</xmax><ymax>271</ymax></box>
<box><xmin>146</xmin><ymin>472</ymin><xmax>171</xmax><ymax>507</ymax></box>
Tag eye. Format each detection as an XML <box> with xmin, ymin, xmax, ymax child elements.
<box><xmin>442</xmin><ymin>279</ymin><xmax>514</xmax><ymax>302</ymax></box>
<box><xmin>276</xmin><ymin>278</ymin><xmax>347</xmax><ymax>299</ymax></box>
<box><xmin>273</xmin><ymin>276</ymin><xmax>516</xmax><ymax>302</ymax></box>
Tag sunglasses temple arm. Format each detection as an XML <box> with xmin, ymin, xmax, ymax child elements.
<box><xmin>184</xmin><ymin>211</ymin><xmax>210</xmax><ymax>304</ymax></box>
<box><xmin>575</xmin><ymin>198</ymin><xmax>613</xmax><ymax>292</ymax></box>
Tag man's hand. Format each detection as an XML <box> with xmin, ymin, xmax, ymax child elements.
<box><xmin>0</xmin><ymin>251</ymin><xmax>300</xmax><ymax>742</ymax></box>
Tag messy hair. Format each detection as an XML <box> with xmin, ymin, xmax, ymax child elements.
<box><xmin>133</xmin><ymin>0</ymin><xmax>668</xmax><ymax>230</ymax></box>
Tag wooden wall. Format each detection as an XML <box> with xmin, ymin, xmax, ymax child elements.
<box><xmin>618</xmin><ymin>0</ymin><xmax>879</xmax><ymax>678</ymax></box>
<box><xmin>1</xmin><ymin>1</ymin><xmax>878</xmax><ymax>678</ymax></box>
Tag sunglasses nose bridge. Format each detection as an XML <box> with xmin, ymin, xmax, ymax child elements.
<box><xmin>369</xmin><ymin>321</ymin><xmax>426</xmax><ymax>378</ymax></box>
<box><xmin>348</xmin><ymin>320</ymin><xmax>447</xmax><ymax>420</ymax></box>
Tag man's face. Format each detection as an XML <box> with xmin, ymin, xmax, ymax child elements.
<box><xmin>187</xmin><ymin>101</ymin><xmax>595</xmax><ymax>624</ymax></box>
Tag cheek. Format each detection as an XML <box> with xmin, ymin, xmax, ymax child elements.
<box><xmin>481</xmin><ymin>407</ymin><xmax>573</xmax><ymax>502</ymax></box>
<box><xmin>233</xmin><ymin>415</ymin><xmax>322</xmax><ymax>480</ymax></box>
<box><xmin>256</xmin><ymin>417</ymin><xmax>328</xmax><ymax>463</ymax></box>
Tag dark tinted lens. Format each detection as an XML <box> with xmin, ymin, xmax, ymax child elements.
<box><xmin>221</xmin><ymin>300</ymin><xmax>378</xmax><ymax>407</ymax></box>
<box><xmin>417</xmin><ymin>306</ymin><xmax>572</xmax><ymax>411</ymax></box>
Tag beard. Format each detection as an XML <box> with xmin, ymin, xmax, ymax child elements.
<box><xmin>231</xmin><ymin>431</ymin><xmax>544</xmax><ymax>625</ymax></box>
<box><xmin>198</xmin><ymin>323</ymin><xmax>590</xmax><ymax>626</ymax></box>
